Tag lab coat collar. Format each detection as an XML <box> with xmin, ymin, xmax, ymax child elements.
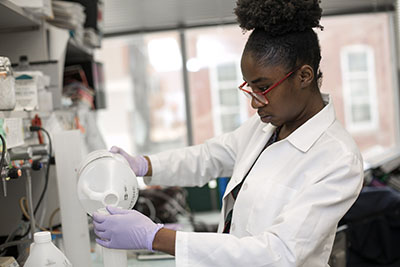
<box><xmin>262</xmin><ymin>93</ymin><xmax>335</xmax><ymax>153</ymax></box>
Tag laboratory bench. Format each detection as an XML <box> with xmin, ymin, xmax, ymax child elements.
<box><xmin>91</xmin><ymin>251</ymin><xmax>175</xmax><ymax>267</ymax></box>
<box><xmin>89</xmin><ymin>210</ymin><xmax>220</xmax><ymax>267</ymax></box>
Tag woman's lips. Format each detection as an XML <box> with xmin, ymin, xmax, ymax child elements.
<box><xmin>260</xmin><ymin>114</ymin><xmax>273</xmax><ymax>123</ymax></box>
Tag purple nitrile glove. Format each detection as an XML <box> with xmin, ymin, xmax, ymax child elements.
<box><xmin>93</xmin><ymin>206</ymin><xmax>164</xmax><ymax>251</ymax></box>
<box><xmin>109</xmin><ymin>146</ymin><xmax>148</xmax><ymax>176</ymax></box>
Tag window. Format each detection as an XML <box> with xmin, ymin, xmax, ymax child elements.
<box><xmin>96</xmin><ymin>32</ymin><xmax>187</xmax><ymax>155</ymax></box>
<box><xmin>319</xmin><ymin>13</ymin><xmax>398</xmax><ymax>163</ymax></box>
<box><xmin>185</xmin><ymin>26</ymin><xmax>252</xmax><ymax>144</ymax></box>
<box><xmin>210</xmin><ymin>61</ymin><xmax>248</xmax><ymax>135</ymax></box>
<box><xmin>97</xmin><ymin>12</ymin><xmax>399</xmax><ymax>167</ymax></box>
<box><xmin>341</xmin><ymin>45</ymin><xmax>378</xmax><ymax>132</ymax></box>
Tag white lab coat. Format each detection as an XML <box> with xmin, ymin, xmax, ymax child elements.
<box><xmin>145</xmin><ymin>94</ymin><xmax>364</xmax><ymax>267</ymax></box>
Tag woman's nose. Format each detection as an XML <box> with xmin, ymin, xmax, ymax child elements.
<box><xmin>251</xmin><ymin>97</ymin><xmax>267</xmax><ymax>109</ymax></box>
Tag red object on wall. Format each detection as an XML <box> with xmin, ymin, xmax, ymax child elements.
<box><xmin>31</xmin><ymin>114</ymin><xmax>43</xmax><ymax>144</ymax></box>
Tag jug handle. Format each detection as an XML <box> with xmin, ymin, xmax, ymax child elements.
<box><xmin>81</xmin><ymin>181</ymin><xmax>106</xmax><ymax>202</ymax></box>
<box><xmin>81</xmin><ymin>181</ymin><xmax>119</xmax><ymax>206</ymax></box>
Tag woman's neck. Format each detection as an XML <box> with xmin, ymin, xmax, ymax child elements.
<box><xmin>279</xmin><ymin>92</ymin><xmax>325</xmax><ymax>140</ymax></box>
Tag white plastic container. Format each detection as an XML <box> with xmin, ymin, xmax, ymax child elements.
<box><xmin>96</xmin><ymin>208</ymin><xmax>128</xmax><ymax>267</ymax></box>
<box><xmin>24</xmin><ymin>231</ymin><xmax>72</xmax><ymax>267</ymax></box>
<box><xmin>0</xmin><ymin>56</ymin><xmax>16</xmax><ymax>111</ymax></box>
<box><xmin>77</xmin><ymin>149</ymin><xmax>140</xmax><ymax>216</ymax></box>
<box><xmin>77</xmin><ymin>150</ymin><xmax>139</xmax><ymax>267</ymax></box>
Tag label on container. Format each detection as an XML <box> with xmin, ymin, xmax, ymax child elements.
<box><xmin>14</xmin><ymin>73</ymin><xmax>39</xmax><ymax>111</ymax></box>
<box><xmin>2</xmin><ymin>118</ymin><xmax>24</xmax><ymax>148</ymax></box>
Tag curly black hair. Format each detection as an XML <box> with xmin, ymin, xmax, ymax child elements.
<box><xmin>235</xmin><ymin>0</ymin><xmax>324</xmax><ymax>87</ymax></box>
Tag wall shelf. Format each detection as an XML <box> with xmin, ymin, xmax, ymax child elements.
<box><xmin>0</xmin><ymin>110</ymin><xmax>51</xmax><ymax>119</ymax></box>
<box><xmin>0</xmin><ymin>0</ymin><xmax>42</xmax><ymax>33</ymax></box>
<box><xmin>66</xmin><ymin>37</ymin><xmax>94</xmax><ymax>64</ymax></box>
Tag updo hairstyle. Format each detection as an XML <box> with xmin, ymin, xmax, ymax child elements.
<box><xmin>235</xmin><ymin>0</ymin><xmax>324</xmax><ymax>87</ymax></box>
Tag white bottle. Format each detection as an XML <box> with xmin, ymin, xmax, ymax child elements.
<box><xmin>24</xmin><ymin>231</ymin><xmax>72</xmax><ymax>267</ymax></box>
<box><xmin>77</xmin><ymin>150</ymin><xmax>139</xmax><ymax>267</ymax></box>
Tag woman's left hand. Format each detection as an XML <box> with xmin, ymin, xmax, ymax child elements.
<box><xmin>93</xmin><ymin>206</ymin><xmax>164</xmax><ymax>251</ymax></box>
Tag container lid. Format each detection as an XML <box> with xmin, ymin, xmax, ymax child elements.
<box><xmin>34</xmin><ymin>231</ymin><xmax>51</xmax><ymax>243</ymax></box>
<box><xmin>0</xmin><ymin>56</ymin><xmax>13</xmax><ymax>75</ymax></box>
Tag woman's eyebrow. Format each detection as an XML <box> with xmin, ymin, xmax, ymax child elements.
<box><xmin>250</xmin><ymin>77</ymin><xmax>270</xmax><ymax>84</ymax></box>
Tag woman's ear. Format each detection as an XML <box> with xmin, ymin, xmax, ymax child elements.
<box><xmin>298</xmin><ymin>65</ymin><xmax>314</xmax><ymax>88</ymax></box>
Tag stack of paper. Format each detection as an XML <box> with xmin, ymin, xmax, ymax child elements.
<box><xmin>47</xmin><ymin>1</ymin><xmax>86</xmax><ymax>42</ymax></box>
<box><xmin>84</xmin><ymin>28</ymin><xmax>101</xmax><ymax>48</ymax></box>
<box><xmin>10</xmin><ymin>0</ymin><xmax>53</xmax><ymax>18</ymax></box>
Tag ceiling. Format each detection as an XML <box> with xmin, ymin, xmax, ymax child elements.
<box><xmin>103</xmin><ymin>0</ymin><xmax>395</xmax><ymax>36</ymax></box>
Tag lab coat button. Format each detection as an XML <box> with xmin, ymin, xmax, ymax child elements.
<box><xmin>242</xmin><ymin>183</ymin><xmax>248</xmax><ymax>190</ymax></box>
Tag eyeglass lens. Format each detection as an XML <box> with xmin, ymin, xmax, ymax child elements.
<box><xmin>242</xmin><ymin>90</ymin><xmax>267</xmax><ymax>104</ymax></box>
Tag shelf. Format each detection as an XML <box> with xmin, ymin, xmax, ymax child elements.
<box><xmin>0</xmin><ymin>0</ymin><xmax>42</xmax><ymax>33</ymax></box>
<box><xmin>66</xmin><ymin>37</ymin><xmax>94</xmax><ymax>64</ymax></box>
<box><xmin>0</xmin><ymin>110</ymin><xmax>51</xmax><ymax>119</ymax></box>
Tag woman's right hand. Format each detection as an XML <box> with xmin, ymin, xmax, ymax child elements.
<box><xmin>110</xmin><ymin>146</ymin><xmax>149</xmax><ymax>176</ymax></box>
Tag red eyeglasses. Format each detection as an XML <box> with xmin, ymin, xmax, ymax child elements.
<box><xmin>239</xmin><ymin>66</ymin><xmax>300</xmax><ymax>105</ymax></box>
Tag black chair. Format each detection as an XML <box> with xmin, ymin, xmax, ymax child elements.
<box><xmin>339</xmin><ymin>186</ymin><xmax>400</xmax><ymax>267</ymax></box>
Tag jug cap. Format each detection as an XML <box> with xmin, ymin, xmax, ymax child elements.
<box><xmin>34</xmin><ymin>231</ymin><xmax>51</xmax><ymax>243</ymax></box>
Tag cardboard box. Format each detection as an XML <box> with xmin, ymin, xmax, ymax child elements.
<box><xmin>0</xmin><ymin>257</ymin><xmax>19</xmax><ymax>267</ymax></box>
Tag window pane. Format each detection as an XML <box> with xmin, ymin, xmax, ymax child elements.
<box><xmin>348</xmin><ymin>52</ymin><xmax>368</xmax><ymax>72</ymax></box>
<box><xmin>217</xmin><ymin>63</ymin><xmax>237</xmax><ymax>81</ymax></box>
<box><xmin>352</xmin><ymin>103</ymin><xmax>372</xmax><ymax>123</ymax></box>
<box><xmin>219</xmin><ymin>88</ymin><xmax>239</xmax><ymax>106</ymax></box>
<box><xmin>221</xmin><ymin>113</ymin><xmax>241</xmax><ymax>132</ymax></box>
<box><xmin>349</xmin><ymin>79</ymin><xmax>370</xmax><ymax>98</ymax></box>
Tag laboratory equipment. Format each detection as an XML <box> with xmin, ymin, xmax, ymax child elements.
<box><xmin>24</xmin><ymin>231</ymin><xmax>72</xmax><ymax>267</ymax></box>
<box><xmin>53</xmin><ymin>130</ymin><xmax>92</xmax><ymax>267</ymax></box>
<box><xmin>5</xmin><ymin>145</ymin><xmax>46</xmax><ymax>237</ymax></box>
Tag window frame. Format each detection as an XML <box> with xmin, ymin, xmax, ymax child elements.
<box><xmin>209</xmin><ymin>59</ymin><xmax>249</xmax><ymax>136</ymax></box>
<box><xmin>340</xmin><ymin>44</ymin><xmax>379</xmax><ymax>133</ymax></box>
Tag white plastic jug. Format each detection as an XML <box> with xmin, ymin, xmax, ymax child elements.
<box><xmin>77</xmin><ymin>149</ymin><xmax>140</xmax><ymax>215</ymax></box>
<box><xmin>24</xmin><ymin>231</ymin><xmax>72</xmax><ymax>267</ymax></box>
<box><xmin>77</xmin><ymin>150</ymin><xmax>139</xmax><ymax>267</ymax></box>
<box><xmin>0</xmin><ymin>56</ymin><xmax>16</xmax><ymax>111</ymax></box>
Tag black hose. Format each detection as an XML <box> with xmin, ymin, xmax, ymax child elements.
<box><xmin>32</xmin><ymin>127</ymin><xmax>52</xmax><ymax>215</ymax></box>
<box><xmin>0</xmin><ymin>134</ymin><xmax>6</xmax><ymax>177</ymax></box>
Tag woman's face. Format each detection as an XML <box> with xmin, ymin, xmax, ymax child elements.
<box><xmin>240</xmin><ymin>52</ymin><xmax>310</xmax><ymax>128</ymax></box>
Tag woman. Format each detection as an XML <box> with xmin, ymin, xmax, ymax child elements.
<box><xmin>93</xmin><ymin>0</ymin><xmax>364</xmax><ymax>266</ymax></box>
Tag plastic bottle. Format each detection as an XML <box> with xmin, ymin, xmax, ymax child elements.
<box><xmin>0</xmin><ymin>56</ymin><xmax>16</xmax><ymax>111</ymax></box>
<box><xmin>14</xmin><ymin>55</ymin><xmax>30</xmax><ymax>71</ymax></box>
<box><xmin>24</xmin><ymin>231</ymin><xmax>72</xmax><ymax>267</ymax></box>
<box><xmin>13</xmin><ymin>55</ymin><xmax>42</xmax><ymax>111</ymax></box>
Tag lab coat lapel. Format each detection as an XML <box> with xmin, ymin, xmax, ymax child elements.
<box><xmin>222</xmin><ymin>123</ymin><xmax>276</xmax><ymax>200</ymax></box>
